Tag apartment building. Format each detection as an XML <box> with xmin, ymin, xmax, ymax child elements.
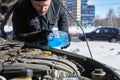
<box><xmin>81</xmin><ymin>0</ymin><xmax>95</xmax><ymax>26</ymax></box>
<box><xmin>62</xmin><ymin>0</ymin><xmax>81</xmax><ymax>21</ymax></box>
<box><xmin>62</xmin><ymin>0</ymin><xmax>95</xmax><ymax>26</ymax></box>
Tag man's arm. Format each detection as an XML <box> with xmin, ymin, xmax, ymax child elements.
<box><xmin>58</xmin><ymin>6</ymin><xmax>69</xmax><ymax>33</ymax></box>
<box><xmin>12</xmin><ymin>8</ymin><xmax>50</xmax><ymax>42</ymax></box>
<box><xmin>57</xmin><ymin>6</ymin><xmax>71</xmax><ymax>49</ymax></box>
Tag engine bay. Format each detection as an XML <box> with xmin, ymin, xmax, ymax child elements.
<box><xmin>0</xmin><ymin>41</ymin><xmax>92</xmax><ymax>80</ymax></box>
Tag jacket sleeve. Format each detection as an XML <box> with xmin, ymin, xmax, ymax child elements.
<box><xmin>12</xmin><ymin>7</ymin><xmax>49</xmax><ymax>42</ymax></box>
<box><xmin>57</xmin><ymin>0</ymin><xmax>69</xmax><ymax>33</ymax></box>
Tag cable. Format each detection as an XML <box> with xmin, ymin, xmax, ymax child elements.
<box><xmin>57</xmin><ymin>0</ymin><xmax>93</xmax><ymax>59</ymax></box>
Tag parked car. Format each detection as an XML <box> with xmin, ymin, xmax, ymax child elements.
<box><xmin>78</xmin><ymin>27</ymin><xmax>120</xmax><ymax>42</ymax></box>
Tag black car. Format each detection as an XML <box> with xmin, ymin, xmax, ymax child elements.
<box><xmin>78</xmin><ymin>27</ymin><xmax>120</xmax><ymax>42</ymax></box>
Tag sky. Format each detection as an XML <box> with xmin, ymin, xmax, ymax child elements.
<box><xmin>89</xmin><ymin>0</ymin><xmax>120</xmax><ymax>19</ymax></box>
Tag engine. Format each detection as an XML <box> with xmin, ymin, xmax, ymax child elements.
<box><xmin>0</xmin><ymin>42</ymin><xmax>91</xmax><ymax>80</ymax></box>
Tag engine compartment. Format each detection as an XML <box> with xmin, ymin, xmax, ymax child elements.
<box><xmin>0</xmin><ymin>41</ymin><xmax>92</xmax><ymax>80</ymax></box>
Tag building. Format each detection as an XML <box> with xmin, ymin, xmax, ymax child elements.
<box><xmin>62</xmin><ymin>0</ymin><xmax>67</xmax><ymax>8</ymax></box>
<box><xmin>81</xmin><ymin>0</ymin><xmax>95</xmax><ymax>26</ymax></box>
<box><xmin>62</xmin><ymin>0</ymin><xmax>81</xmax><ymax>25</ymax></box>
<box><xmin>72</xmin><ymin>0</ymin><xmax>81</xmax><ymax>21</ymax></box>
<box><xmin>62</xmin><ymin>0</ymin><xmax>95</xmax><ymax>26</ymax></box>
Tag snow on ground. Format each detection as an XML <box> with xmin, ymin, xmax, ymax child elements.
<box><xmin>4</xmin><ymin>25</ymin><xmax>13</xmax><ymax>32</ymax></box>
<box><xmin>64</xmin><ymin>26</ymin><xmax>120</xmax><ymax>74</ymax></box>
<box><xmin>69</xmin><ymin>26</ymin><xmax>96</xmax><ymax>35</ymax></box>
<box><xmin>65</xmin><ymin>41</ymin><xmax>120</xmax><ymax>70</ymax></box>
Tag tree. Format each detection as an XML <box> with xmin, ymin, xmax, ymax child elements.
<box><xmin>117</xmin><ymin>6</ymin><xmax>120</xmax><ymax>27</ymax></box>
<box><xmin>106</xmin><ymin>8</ymin><xmax>117</xmax><ymax>27</ymax></box>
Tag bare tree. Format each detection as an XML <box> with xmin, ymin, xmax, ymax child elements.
<box><xmin>106</xmin><ymin>8</ymin><xmax>117</xmax><ymax>27</ymax></box>
<box><xmin>117</xmin><ymin>6</ymin><xmax>120</xmax><ymax>27</ymax></box>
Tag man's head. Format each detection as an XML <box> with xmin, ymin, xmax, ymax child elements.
<box><xmin>31</xmin><ymin>0</ymin><xmax>51</xmax><ymax>15</ymax></box>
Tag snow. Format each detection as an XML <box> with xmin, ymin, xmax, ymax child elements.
<box><xmin>4</xmin><ymin>25</ymin><xmax>13</xmax><ymax>32</ymax></box>
<box><xmin>65</xmin><ymin>42</ymin><xmax>120</xmax><ymax>69</ymax></box>
<box><xmin>68</xmin><ymin>26</ymin><xmax>96</xmax><ymax>35</ymax></box>
<box><xmin>65</xmin><ymin>26</ymin><xmax>120</xmax><ymax>74</ymax></box>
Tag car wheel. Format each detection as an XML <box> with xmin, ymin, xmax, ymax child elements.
<box><xmin>110</xmin><ymin>38</ymin><xmax>117</xmax><ymax>43</ymax></box>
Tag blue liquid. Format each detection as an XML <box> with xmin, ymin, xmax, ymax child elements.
<box><xmin>48</xmin><ymin>37</ymin><xmax>68</xmax><ymax>48</ymax></box>
<box><xmin>48</xmin><ymin>30</ymin><xmax>69</xmax><ymax>48</ymax></box>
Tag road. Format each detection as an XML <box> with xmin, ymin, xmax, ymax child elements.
<box><xmin>71</xmin><ymin>36</ymin><xmax>80</xmax><ymax>42</ymax></box>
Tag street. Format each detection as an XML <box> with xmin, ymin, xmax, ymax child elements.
<box><xmin>71</xmin><ymin>36</ymin><xmax>80</xmax><ymax>42</ymax></box>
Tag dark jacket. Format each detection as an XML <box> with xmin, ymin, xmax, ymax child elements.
<box><xmin>12</xmin><ymin>0</ymin><xmax>68</xmax><ymax>42</ymax></box>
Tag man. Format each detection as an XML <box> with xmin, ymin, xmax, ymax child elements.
<box><xmin>12</xmin><ymin>0</ymin><xmax>70</xmax><ymax>48</ymax></box>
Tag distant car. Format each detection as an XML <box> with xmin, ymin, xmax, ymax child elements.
<box><xmin>78</xmin><ymin>27</ymin><xmax>120</xmax><ymax>42</ymax></box>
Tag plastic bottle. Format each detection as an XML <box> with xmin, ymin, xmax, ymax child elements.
<box><xmin>48</xmin><ymin>30</ymin><xmax>69</xmax><ymax>48</ymax></box>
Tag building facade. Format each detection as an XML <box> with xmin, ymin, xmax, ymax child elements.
<box><xmin>81</xmin><ymin>0</ymin><xmax>95</xmax><ymax>26</ymax></box>
<box><xmin>62</xmin><ymin>0</ymin><xmax>95</xmax><ymax>26</ymax></box>
<box><xmin>62</xmin><ymin>0</ymin><xmax>81</xmax><ymax>22</ymax></box>
<box><xmin>72</xmin><ymin>0</ymin><xmax>81</xmax><ymax>21</ymax></box>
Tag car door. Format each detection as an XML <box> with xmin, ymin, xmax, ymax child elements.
<box><xmin>91</xmin><ymin>28</ymin><xmax>104</xmax><ymax>40</ymax></box>
<box><xmin>101</xmin><ymin>28</ymin><xmax>112</xmax><ymax>40</ymax></box>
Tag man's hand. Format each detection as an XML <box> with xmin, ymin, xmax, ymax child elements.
<box><xmin>38</xmin><ymin>30</ymin><xmax>52</xmax><ymax>40</ymax></box>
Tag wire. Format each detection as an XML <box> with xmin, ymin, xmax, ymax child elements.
<box><xmin>57</xmin><ymin>0</ymin><xmax>93</xmax><ymax>59</ymax></box>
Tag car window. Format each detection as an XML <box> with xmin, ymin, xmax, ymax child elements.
<box><xmin>103</xmin><ymin>28</ymin><xmax>111</xmax><ymax>33</ymax></box>
<box><xmin>112</xmin><ymin>28</ymin><xmax>119</xmax><ymax>33</ymax></box>
<box><xmin>96</xmin><ymin>28</ymin><xmax>102</xmax><ymax>33</ymax></box>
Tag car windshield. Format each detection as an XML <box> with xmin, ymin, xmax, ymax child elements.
<box><xmin>0</xmin><ymin>0</ymin><xmax>120</xmax><ymax>76</ymax></box>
